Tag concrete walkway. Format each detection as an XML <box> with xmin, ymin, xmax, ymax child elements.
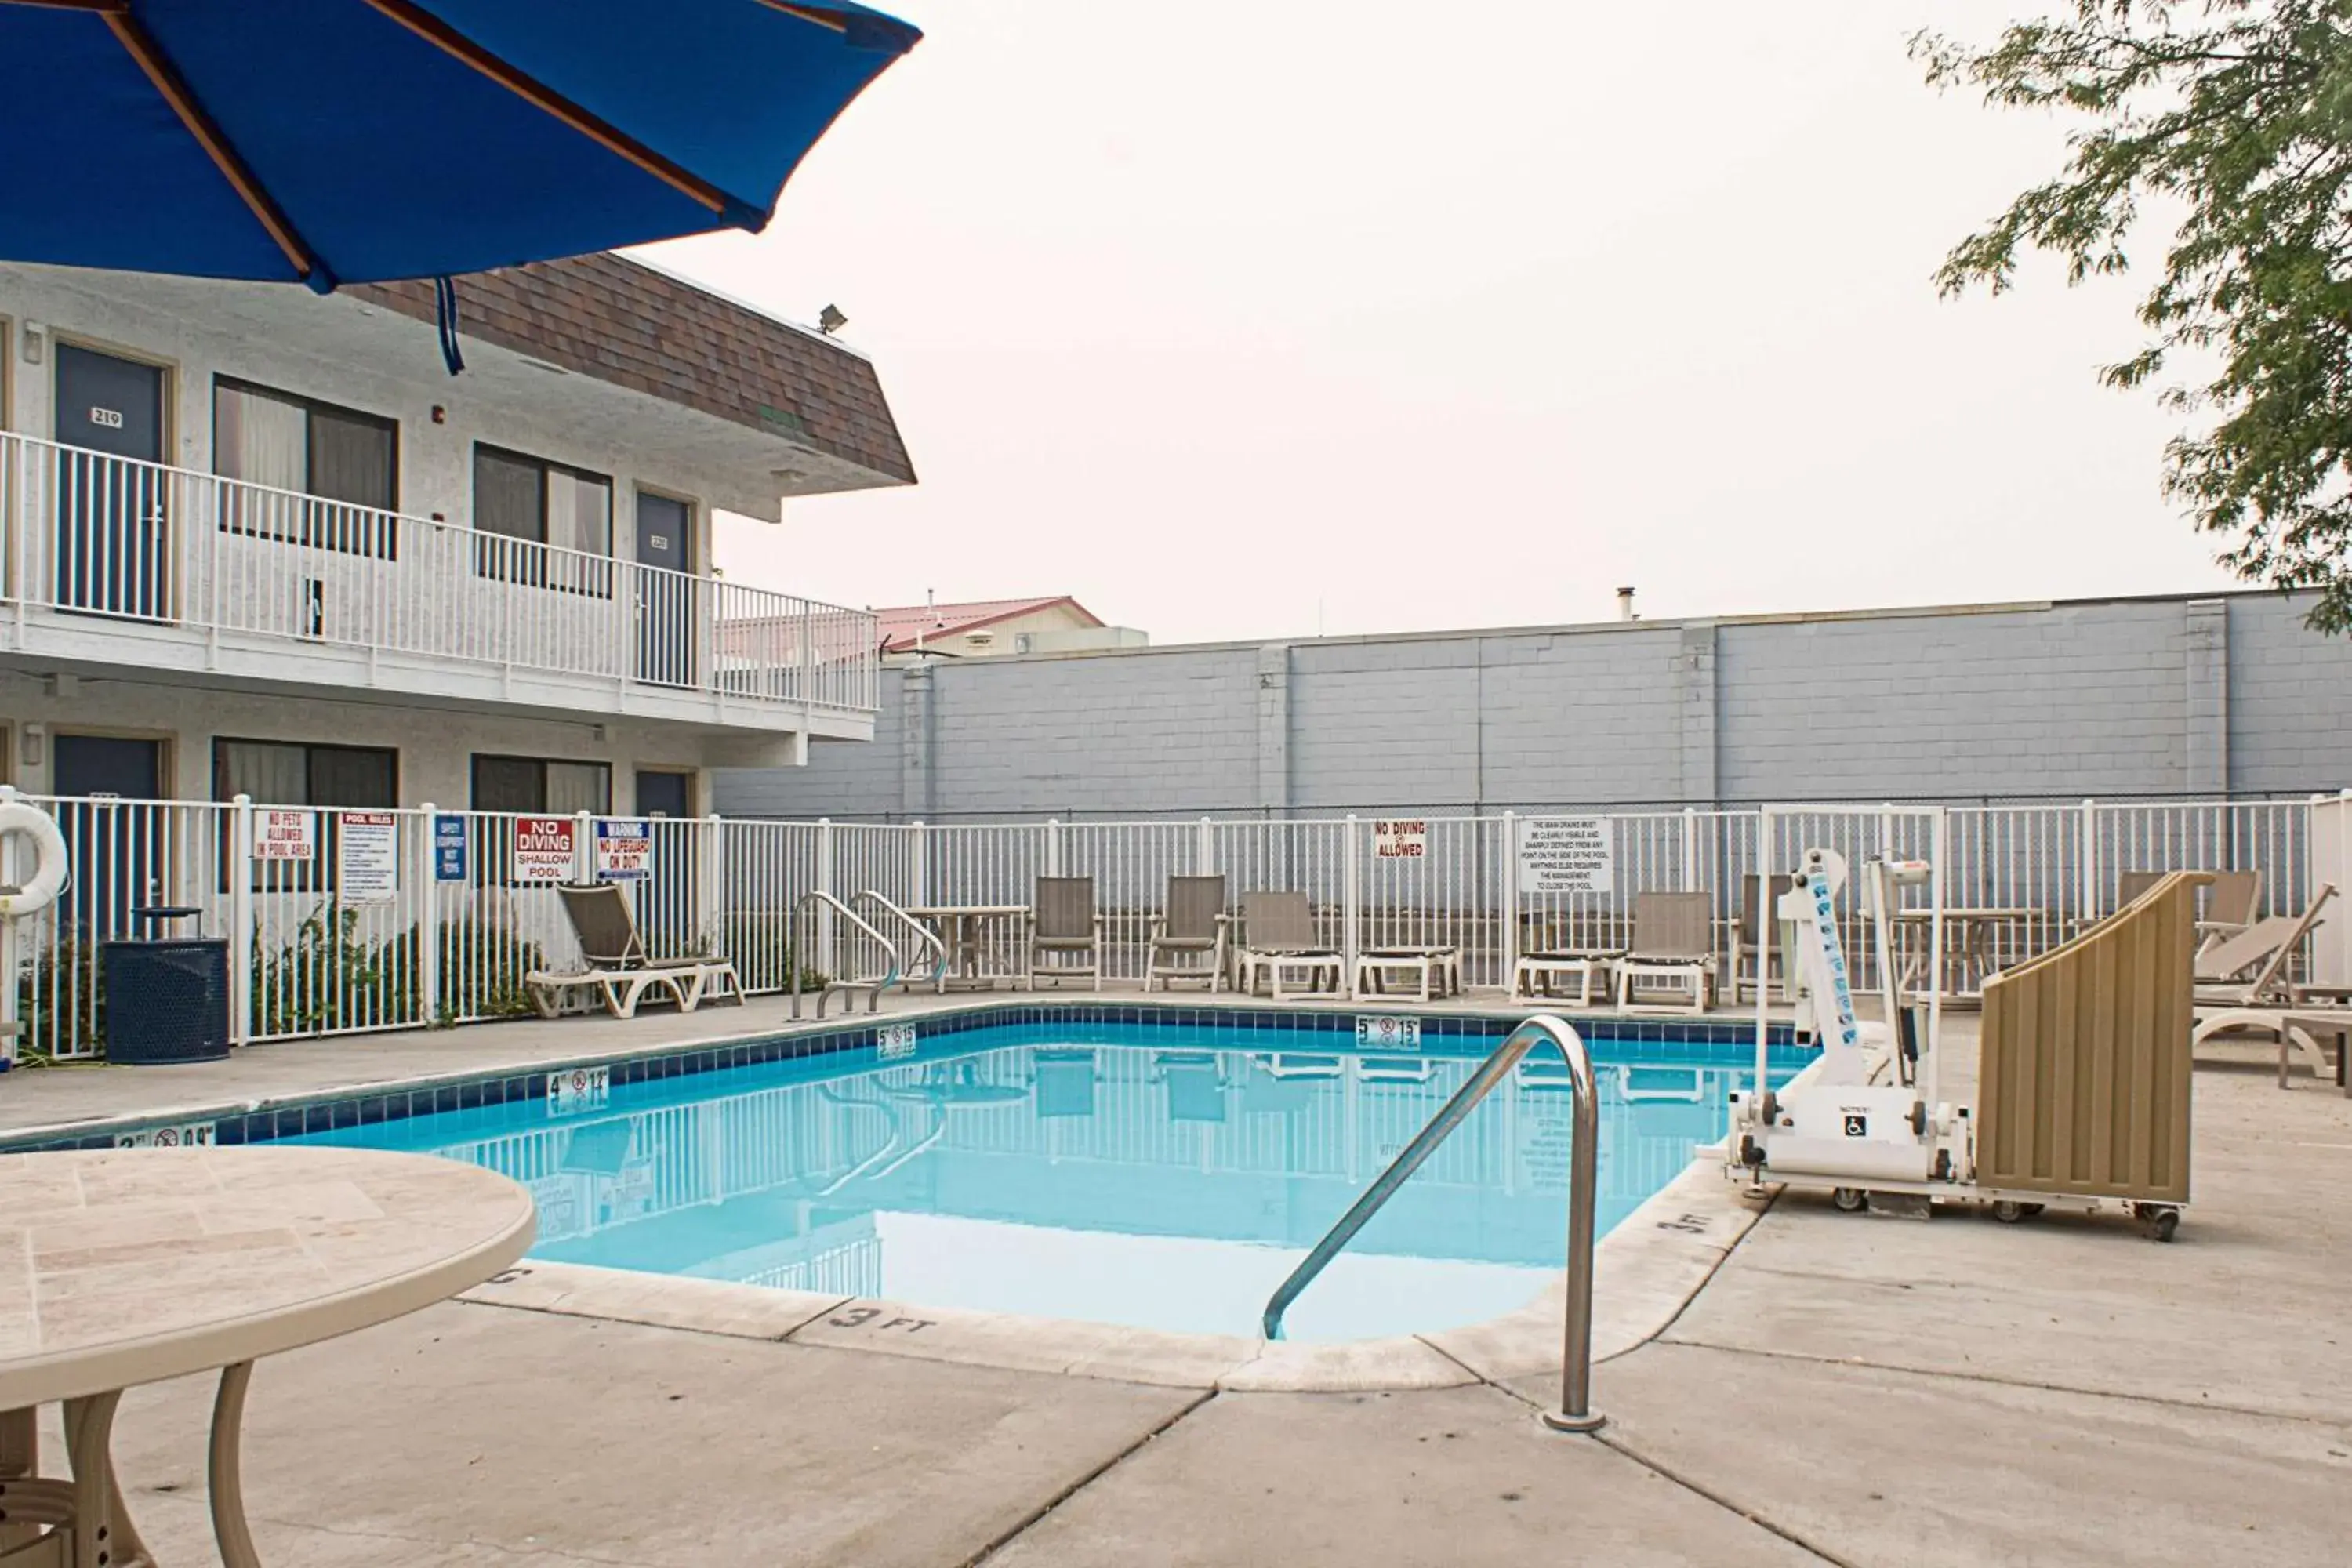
<box><xmin>45</xmin><ymin>1038</ymin><xmax>2350</xmax><ymax>1566</ymax></box>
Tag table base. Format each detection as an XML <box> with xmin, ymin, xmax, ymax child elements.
<box><xmin>2</xmin><ymin>1363</ymin><xmax>260</xmax><ymax>1568</ymax></box>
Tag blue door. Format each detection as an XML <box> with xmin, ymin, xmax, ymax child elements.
<box><xmin>53</xmin><ymin>346</ymin><xmax>169</xmax><ymax>619</ymax></box>
<box><xmin>634</xmin><ymin>492</ymin><xmax>697</xmax><ymax>688</ymax></box>
<box><xmin>51</xmin><ymin>734</ymin><xmax>165</xmax><ymax>934</ymax></box>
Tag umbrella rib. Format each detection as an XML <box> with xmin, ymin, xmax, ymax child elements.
<box><xmin>358</xmin><ymin>0</ymin><xmax>742</xmax><ymax>222</ymax></box>
<box><xmin>95</xmin><ymin>4</ymin><xmax>322</xmax><ymax>284</ymax></box>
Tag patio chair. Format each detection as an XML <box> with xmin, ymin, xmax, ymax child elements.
<box><xmin>1147</xmin><ymin>874</ymin><xmax>1228</xmax><ymax>992</ymax></box>
<box><xmin>1025</xmin><ymin>875</ymin><xmax>1102</xmax><ymax>990</ymax></box>
<box><xmin>1509</xmin><ymin>911</ymin><xmax>1619</xmax><ymax>1006</ymax></box>
<box><xmin>1613</xmin><ymin>891</ymin><xmax>1716</xmax><ymax>1014</ymax></box>
<box><xmin>2116</xmin><ymin>868</ymin><xmax>2259</xmax><ymax>950</ymax></box>
<box><xmin>2192</xmin><ymin>884</ymin><xmax>2343</xmax><ymax>1083</ymax></box>
<box><xmin>526</xmin><ymin>883</ymin><xmax>744</xmax><ymax>1020</ymax></box>
<box><xmin>1236</xmin><ymin>891</ymin><xmax>1344</xmax><ymax>1000</ymax></box>
<box><xmin>1731</xmin><ymin>872</ymin><xmax>1804</xmax><ymax>1004</ymax></box>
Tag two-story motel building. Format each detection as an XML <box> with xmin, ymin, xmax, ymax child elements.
<box><xmin>0</xmin><ymin>253</ymin><xmax>903</xmax><ymax>827</ymax></box>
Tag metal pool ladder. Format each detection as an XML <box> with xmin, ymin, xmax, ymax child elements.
<box><xmin>1260</xmin><ymin>1014</ymin><xmax>1605</xmax><ymax>1434</ymax></box>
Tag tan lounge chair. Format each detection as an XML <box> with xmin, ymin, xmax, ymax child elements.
<box><xmin>526</xmin><ymin>884</ymin><xmax>743</xmax><ymax>1019</ymax></box>
<box><xmin>2118</xmin><ymin>868</ymin><xmax>2260</xmax><ymax>950</ymax></box>
<box><xmin>2192</xmin><ymin>884</ymin><xmax>2342</xmax><ymax>1083</ymax></box>
<box><xmin>1613</xmin><ymin>891</ymin><xmax>1715</xmax><ymax>1014</ymax></box>
<box><xmin>1025</xmin><ymin>876</ymin><xmax>1102</xmax><ymax>989</ymax></box>
<box><xmin>1147</xmin><ymin>874</ymin><xmax>1228</xmax><ymax>992</ymax></box>
<box><xmin>1511</xmin><ymin>914</ymin><xmax>1620</xmax><ymax>1007</ymax></box>
<box><xmin>1236</xmin><ymin>891</ymin><xmax>1343</xmax><ymax>1000</ymax></box>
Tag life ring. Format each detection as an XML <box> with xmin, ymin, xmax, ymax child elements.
<box><xmin>0</xmin><ymin>801</ymin><xmax>70</xmax><ymax>918</ymax></box>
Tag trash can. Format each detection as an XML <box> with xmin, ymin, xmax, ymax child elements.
<box><xmin>101</xmin><ymin>906</ymin><xmax>231</xmax><ymax>1065</ymax></box>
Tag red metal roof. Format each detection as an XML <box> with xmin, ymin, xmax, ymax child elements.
<box><xmin>875</xmin><ymin>596</ymin><xmax>1100</xmax><ymax>653</ymax></box>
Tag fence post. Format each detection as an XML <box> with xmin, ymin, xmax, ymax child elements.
<box><xmin>1198</xmin><ymin>815</ymin><xmax>1215</xmax><ymax>876</ymax></box>
<box><xmin>416</xmin><ymin>804</ymin><xmax>440</xmax><ymax>1025</ymax></box>
<box><xmin>909</xmin><ymin>820</ymin><xmax>927</xmax><ymax>906</ymax></box>
<box><xmin>815</xmin><ymin>818</ymin><xmax>836</xmax><ymax>973</ymax></box>
<box><xmin>1680</xmin><ymin>805</ymin><xmax>1699</xmax><ymax>891</ymax></box>
<box><xmin>702</xmin><ymin>813</ymin><xmax>727</xmax><ymax>958</ymax></box>
<box><xmin>231</xmin><ymin>793</ymin><xmax>255</xmax><ymax>1047</ymax></box>
<box><xmin>2080</xmin><ymin>797</ymin><xmax>2100</xmax><ymax>920</ymax></box>
<box><xmin>570</xmin><ymin>810</ymin><xmax>593</xmax><ymax>886</ymax></box>
<box><xmin>1046</xmin><ymin>818</ymin><xmax>1063</xmax><ymax>878</ymax></box>
<box><xmin>1342</xmin><ymin>814</ymin><xmax>1360</xmax><ymax>982</ymax></box>
<box><xmin>1501</xmin><ymin>809</ymin><xmax>1519</xmax><ymax>989</ymax></box>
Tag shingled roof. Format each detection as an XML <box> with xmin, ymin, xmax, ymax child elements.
<box><xmin>349</xmin><ymin>254</ymin><xmax>914</xmax><ymax>485</ymax></box>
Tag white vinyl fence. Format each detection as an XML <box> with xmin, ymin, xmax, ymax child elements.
<box><xmin>0</xmin><ymin>790</ymin><xmax>2326</xmax><ymax>1062</ymax></box>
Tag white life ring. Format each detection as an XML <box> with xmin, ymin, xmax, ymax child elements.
<box><xmin>0</xmin><ymin>801</ymin><xmax>70</xmax><ymax>918</ymax></box>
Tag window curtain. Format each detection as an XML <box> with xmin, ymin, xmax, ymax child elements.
<box><xmin>474</xmin><ymin>448</ymin><xmax>545</xmax><ymax>542</ymax></box>
<box><xmin>545</xmin><ymin>762</ymin><xmax>611</xmax><ymax>816</ymax></box>
<box><xmin>216</xmin><ymin>740</ymin><xmax>308</xmax><ymax>806</ymax></box>
<box><xmin>309</xmin><ymin>410</ymin><xmax>396</xmax><ymax>555</ymax></box>
<box><xmin>308</xmin><ymin>746</ymin><xmax>397</xmax><ymax>808</ymax></box>
<box><xmin>545</xmin><ymin>470</ymin><xmax>612</xmax><ymax>557</ymax></box>
<box><xmin>214</xmin><ymin>383</ymin><xmax>306</xmax><ymax>540</ymax></box>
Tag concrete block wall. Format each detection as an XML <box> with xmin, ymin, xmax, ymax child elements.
<box><xmin>716</xmin><ymin>590</ymin><xmax>2352</xmax><ymax>819</ymax></box>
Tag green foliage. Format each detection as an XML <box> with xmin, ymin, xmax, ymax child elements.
<box><xmin>15</xmin><ymin>934</ymin><xmax>103</xmax><ymax>1061</ymax></box>
<box><xmin>1915</xmin><ymin>3</ymin><xmax>2352</xmax><ymax>630</ymax></box>
<box><xmin>249</xmin><ymin>908</ymin><xmax>546</xmax><ymax>1036</ymax></box>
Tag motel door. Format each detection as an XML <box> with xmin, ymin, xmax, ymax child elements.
<box><xmin>53</xmin><ymin>346</ymin><xmax>169</xmax><ymax>619</ymax></box>
<box><xmin>50</xmin><ymin>735</ymin><xmax>165</xmax><ymax>935</ymax></box>
<box><xmin>634</xmin><ymin>493</ymin><xmax>698</xmax><ymax>688</ymax></box>
<box><xmin>634</xmin><ymin>770</ymin><xmax>696</xmax><ymax>957</ymax></box>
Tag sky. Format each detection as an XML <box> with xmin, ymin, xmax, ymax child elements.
<box><xmin>642</xmin><ymin>0</ymin><xmax>2244</xmax><ymax>646</ymax></box>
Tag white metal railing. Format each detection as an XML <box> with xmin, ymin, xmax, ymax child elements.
<box><xmin>0</xmin><ymin>791</ymin><xmax>2329</xmax><ymax>1063</ymax></box>
<box><xmin>0</xmin><ymin>430</ymin><xmax>878</xmax><ymax>714</ymax></box>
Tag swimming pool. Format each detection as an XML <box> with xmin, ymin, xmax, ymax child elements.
<box><xmin>289</xmin><ymin>1015</ymin><xmax>1803</xmax><ymax>1341</ymax></box>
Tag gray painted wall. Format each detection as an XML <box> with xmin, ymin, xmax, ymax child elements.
<box><xmin>718</xmin><ymin>591</ymin><xmax>2352</xmax><ymax>820</ymax></box>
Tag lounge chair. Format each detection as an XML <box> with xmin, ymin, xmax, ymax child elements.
<box><xmin>1025</xmin><ymin>875</ymin><xmax>1102</xmax><ymax>989</ymax></box>
<box><xmin>1511</xmin><ymin>913</ymin><xmax>1619</xmax><ymax>1007</ymax></box>
<box><xmin>1147</xmin><ymin>874</ymin><xmax>1228</xmax><ymax>992</ymax></box>
<box><xmin>2192</xmin><ymin>884</ymin><xmax>2343</xmax><ymax>1083</ymax></box>
<box><xmin>2117</xmin><ymin>868</ymin><xmax>2260</xmax><ymax>950</ymax></box>
<box><xmin>526</xmin><ymin>884</ymin><xmax>743</xmax><ymax>1020</ymax></box>
<box><xmin>1236</xmin><ymin>891</ymin><xmax>1343</xmax><ymax>1000</ymax></box>
<box><xmin>1613</xmin><ymin>891</ymin><xmax>1716</xmax><ymax>1014</ymax></box>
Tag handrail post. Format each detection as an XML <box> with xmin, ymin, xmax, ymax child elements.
<box><xmin>1258</xmin><ymin>1014</ymin><xmax>1604</xmax><ymax>1433</ymax></box>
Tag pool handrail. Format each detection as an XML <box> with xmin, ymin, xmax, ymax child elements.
<box><xmin>1258</xmin><ymin>1014</ymin><xmax>1605</xmax><ymax>1433</ymax></box>
<box><xmin>851</xmin><ymin>889</ymin><xmax>949</xmax><ymax>988</ymax></box>
<box><xmin>790</xmin><ymin>890</ymin><xmax>902</xmax><ymax>1018</ymax></box>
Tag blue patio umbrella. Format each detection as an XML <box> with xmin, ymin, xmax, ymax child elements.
<box><xmin>0</xmin><ymin>0</ymin><xmax>920</xmax><ymax>292</ymax></box>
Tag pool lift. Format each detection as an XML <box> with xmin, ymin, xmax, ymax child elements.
<box><xmin>1726</xmin><ymin>844</ymin><xmax>1964</xmax><ymax>1217</ymax></box>
<box><xmin>1724</xmin><ymin>835</ymin><xmax>2181</xmax><ymax>1236</ymax></box>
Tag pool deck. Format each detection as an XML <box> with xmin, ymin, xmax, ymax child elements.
<box><xmin>10</xmin><ymin>996</ymin><xmax>2350</xmax><ymax>1565</ymax></box>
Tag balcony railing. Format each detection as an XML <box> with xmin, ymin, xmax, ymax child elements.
<box><xmin>0</xmin><ymin>430</ymin><xmax>880</xmax><ymax>716</ymax></box>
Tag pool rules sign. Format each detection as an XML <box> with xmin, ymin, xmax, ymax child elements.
<box><xmin>1517</xmin><ymin>816</ymin><xmax>1615</xmax><ymax>895</ymax></box>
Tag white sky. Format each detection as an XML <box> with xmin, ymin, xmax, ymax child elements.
<box><xmin>641</xmin><ymin>0</ymin><xmax>2241</xmax><ymax>645</ymax></box>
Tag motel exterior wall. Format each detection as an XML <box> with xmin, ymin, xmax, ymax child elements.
<box><xmin>717</xmin><ymin>590</ymin><xmax>2352</xmax><ymax>820</ymax></box>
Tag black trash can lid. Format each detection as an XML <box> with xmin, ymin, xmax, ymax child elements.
<box><xmin>133</xmin><ymin>906</ymin><xmax>202</xmax><ymax>924</ymax></box>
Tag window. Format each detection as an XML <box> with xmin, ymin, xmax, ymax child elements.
<box><xmin>213</xmin><ymin>379</ymin><xmax>398</xmax><ymax>557</ymax></box>
<box><xmin>470</xmin><ymin>755</ymin><xmax>611</xmax><ymax>815</ymax></box>
<box><xmin>214</xmin><ymin>739</ymin><xmax>398</xmax><ymax>893</ymax></box>
<box><xmin>473</xmin><ymin>445</ymin><xmax>612</xmax><ymax>595</ymax></box>
<box><xmin>214</xmin><ymin>739</ymin><xmax>397</xmax><ymax>808</ymax></box>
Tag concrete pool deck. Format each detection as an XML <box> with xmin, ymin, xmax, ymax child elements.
<box><xmin>11</xmin><ymin>1004</ymin><xmax>2350</xmax><ymax>1564</ymax></box>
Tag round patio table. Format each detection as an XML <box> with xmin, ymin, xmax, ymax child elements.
<box><xmin>0</xmin><ymin>1145</ymin><xmax>534</xmax><ymax>1567</ymax></box>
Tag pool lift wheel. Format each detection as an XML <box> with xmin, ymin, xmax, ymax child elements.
<box><xmin>1722</xmin><ymin>836</ymin><xmax>2183</xmax><ymax>1241</ymax></box>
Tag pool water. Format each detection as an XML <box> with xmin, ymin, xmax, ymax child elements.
<box><xmin>289</xmin><ymin>1022</ymin><xmax>1797</xmax><ymax>1341</ymax></box>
